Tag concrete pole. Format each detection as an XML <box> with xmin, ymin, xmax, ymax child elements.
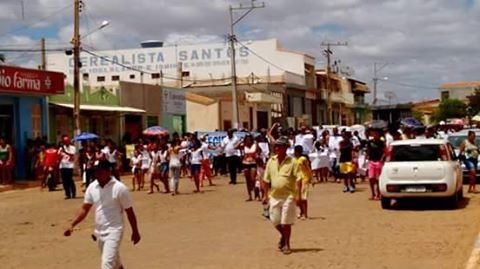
<box><xmin>73</xmin><ymin>0</ymin><xmax>81</xmax><ymax>136</ymax></box>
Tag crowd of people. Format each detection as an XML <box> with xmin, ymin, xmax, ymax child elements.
<box><xmin>58</xmin><ymin>120</ymin><xmax>480</xmax><ymax>265</ymax></box>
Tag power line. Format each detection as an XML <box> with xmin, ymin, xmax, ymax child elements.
<box><xmin>0</xmin><ymin>3</ymin><xmax>73</xmax><ymax>38</ymax></box>
<box><xmin>82</xmin><ymin>49</ymin><xmax>230</xmax><ymax>83</ymax></box>
<box><xmin>383</xmin><ymin>80</ymin><xmax>439</xmax><ymax>90</ymax></box>
<box><xmin>235</xmin><ymin>40</ymin><xmax>287</xmax><ymax>72</ymax></box>
<box><xmin>0</xmin><ymin>48</ymin><xmax>68</xmax><ymax>52</ymax></box>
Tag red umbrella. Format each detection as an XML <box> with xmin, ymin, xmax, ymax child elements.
<box><xmin>143</xmin><ymin>126</ymin><xmax>169</xmax><ymax>136</ymax></box>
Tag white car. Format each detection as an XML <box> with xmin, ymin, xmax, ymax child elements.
<box><xmin>379</xmin><ymin>139</ymin><xmax>463</xmax><ymax>209</ymax></box>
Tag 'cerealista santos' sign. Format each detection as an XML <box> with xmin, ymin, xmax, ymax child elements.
<box><xmin>0</xmin><ymin>66</ymin><xmax>64</xmax><ymax>95</ymax></box>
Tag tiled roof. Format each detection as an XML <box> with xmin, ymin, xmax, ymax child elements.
<box><xmin>440</xmin><ymin>81</ymin><xmax>480</xmax><ymax>89</ymax></box>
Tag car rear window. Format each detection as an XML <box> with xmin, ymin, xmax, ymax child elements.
<box><xmin>391</xmin><ymin>144</ymin><xmax>442</xmax><ymax>162</ymax></box>
<box><xmin>448</xmin><ymin>135</ymin><xmax>480</xmax><ymax>149</ymax></box>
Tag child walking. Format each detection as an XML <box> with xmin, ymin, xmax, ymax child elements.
<box><xmin>294</xmin><ymin>145</ymin><xmax>312</xmax><ymax>220</ymax></box>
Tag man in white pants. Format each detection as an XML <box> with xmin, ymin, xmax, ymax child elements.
<box><xmin>64</xmin><ymin>160</ymin><xmax>141</xmax><ymax>269</ymax></box>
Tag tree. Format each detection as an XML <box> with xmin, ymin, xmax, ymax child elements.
<box><xmin>431</xmin><ymin>98</ymin><xmax>467</xmax><ymax>123</ymax></box>
<box><xmin>412</xmin><ymin>111</ymin><xmax>425</xmax><ymax>124</ymax></box>
<box><xmin>467</xmin><ymin>88</ymin><xmax>480</xmax><ymax>117</ymax></box>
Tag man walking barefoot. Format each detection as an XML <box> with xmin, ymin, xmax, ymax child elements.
<box><xmin>263</xmin><ymin>136</ymin><xmax>302</xmax><ymax>255</ymax></box>
<box><xmin>64</xmin><ymin>160</ymin><xmax>141</xmax><ymax>269</ymax></box>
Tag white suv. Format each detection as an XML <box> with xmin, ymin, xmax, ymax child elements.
<box><xmin>379</xmin><ymin>139</ymin><xmax>463</xmax><ymax>209</ymax></box>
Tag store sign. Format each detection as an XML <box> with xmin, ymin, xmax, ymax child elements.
<box><xmin>0</xmin><ymin>66</ymin><xmax>64</xmax><ymax>95</ymax></box>
<box><xmin>163</xmin><ymin>88</ymin><xmax>186</xmax><ymax>115</ymax></box>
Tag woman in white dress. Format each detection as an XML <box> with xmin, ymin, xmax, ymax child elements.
<box><xmin>310</xmin><ymin>137</ymin><xmax>331</xmax><ymax>184</ymax></box>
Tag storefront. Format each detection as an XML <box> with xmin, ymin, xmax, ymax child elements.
<box><xmin>0</xmin><ymin>65</ymin><xmax>64</xmax><ymax>179</ymax></box>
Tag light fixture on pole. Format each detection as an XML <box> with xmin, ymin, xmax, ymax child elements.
<box><xmin>71</xmin><ymin>0</ymin><xmax>109</xmax><ymax>137</ymax></box>
<box><xmin>228</xmin><ymin>0</ymin><xmax>265</xmax><ymax>129</ymax></box>
<box><xmin>372</xmin><ymin>62</ymin><xmax>388</xmax><ymax>106</ymax></box>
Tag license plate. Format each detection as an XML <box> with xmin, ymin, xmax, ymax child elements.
<box><xmin>404</xmin><ymin>186</ymin><xmax>427</xmax><ymax>193</ymax></box>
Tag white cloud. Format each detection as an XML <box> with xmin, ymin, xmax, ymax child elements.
<box><xmin>1</xmin><ymin>0</ymin><xmax>480</xmax><ymax>103</ymax></box>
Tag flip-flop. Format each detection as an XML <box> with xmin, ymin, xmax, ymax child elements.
<box><xmin>282</xmin><ymin>247</ymin><xmax>292</xmax><ymax>255</ymax></box>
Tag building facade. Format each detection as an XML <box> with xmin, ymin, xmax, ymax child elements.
<box><xmin>0</xmin><ymin>65</ymin><xmax>64</xmax><ymax>179</ymax></box>
<box><xmin>439</xmin><ymin>81</ymin><xmax>480</xmax><ymax>101</ymax></box>
<box><xmin>47</xmin><ymin>39</ymin><xmax>327</xmax><ymax>130</ymax></box>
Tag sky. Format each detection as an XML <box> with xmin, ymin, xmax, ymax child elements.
<box><xmin>0</xmin><ymin>0</ymin><xmax>479</xmax><ymax>104</ymax></box>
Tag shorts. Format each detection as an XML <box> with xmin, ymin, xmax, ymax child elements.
<box><xmin>191</xmin><ymin>164</ymin><xmax>201</xmax><ymax>174</ymax></box>
<box><xmin>242</xmin><ymin>163</ymin><xmax>256</xmax><ymax>170</ymax></box>
<box><xmin>300</xmin><ymin>183</ymin><xmax>309</xmax><ymax>200</ymax></box>
<box><xmin>465</xmin><ymin>158</ymin><xmax>478</xmax><ymax>171</ymax></box>
<box><xmin>368</xmin><ymin>161</ymin><xmax>383</xmax><ymax>179</ymax></box>
<box><xmin>339</xmin><ymin>162</ymin><xmax>354</xmax><ymax>174</ymax></box>
<box><xmin>160</xmin><ymin>162</ymin><xmax>169</xmax><ymax>173</ymax></box>
<box><xmin>269</xmin><ymin>197</ymin><xmax>296</xmax><ymax>226</ymax></box>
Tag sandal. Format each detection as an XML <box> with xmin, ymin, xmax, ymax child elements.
<box><xmin>281</xmin><ymin>247</ymin><xmax>292</xmax><ymax>255</ymax></box>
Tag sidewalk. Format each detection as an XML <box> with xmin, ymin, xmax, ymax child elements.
<box><xmin>0</xmin><ymin>180</ymin><xmax>41</xmax><ymax>193</ymax></box>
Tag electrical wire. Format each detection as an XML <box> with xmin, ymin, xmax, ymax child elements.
<box><xmin>382</xmin><ymin>80</ymin><xmax>439</xmax><ymax>90</ymax></box>
<box><xmin>235</xmin><ymin>39</ymin><xmax>287</xmax><ymax>72</ymax></box>
<box><xmin>82</xmin><ymin>49</ymin><xmax>230</xmax><ymax>83</ymax></box>
<box><xmin>0</xmin><ymin>3</ymin><xmax>73</xmax><ymax>38</ymax></box>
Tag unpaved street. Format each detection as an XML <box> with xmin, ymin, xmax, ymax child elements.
<box><xmin>1</xmin><ymin>176</ymin><xmax>480</xmax><ymax>269</ymax></box>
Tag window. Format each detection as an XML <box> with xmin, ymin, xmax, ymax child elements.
<box><xmin>151</xmin><ymin>73</ymin><xmax>160</xmax><ymax>79</ymax></box>
<box><xmin>82</xmin><ymin>73</ymin><xmax>89</xmax><ymax>80</ymax></box>
<box><xmin>112</xmin><ymin>75</ymin><xmax>120</xmax><ymax>81</ymax></box>
<box><xmin>391</xmin><ymin>144</ymin><xmax>442</xmax><ymax>162</ymax></box>
<box><xmin>182</xmin><ymin>71</ymin><xmax>190</xmax><ymax>77</ymax></box>
<box><xmin>441</xmin><ymin>91</ymin><xmax>449</xmax><ymax>100</ymax></box>
<box><xmin>97</xmin><ymin>76</ymin><xmax>105</xmax><ymax>82</ymax></box>
<box><xmin>129</xmin><ymin>74</ymin><xmax>135</xmax><ymax>79</ymax></box>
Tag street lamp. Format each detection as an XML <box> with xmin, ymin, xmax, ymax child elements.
<box><xmin>71</xmin><ymin>0</ymin><xmax>110</xmax><ymax>138</ymax></box>
<box><xmin>82</xmin><ymin>20</ymin><xmax>110</xmax><ymax>39</ymax></box>
<box><xmin>372</xmin><ymin>62</ymin><xmax>389</xmax><ymax>105</ymax></box>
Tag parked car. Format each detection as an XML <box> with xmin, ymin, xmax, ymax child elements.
<box><xmin>379</xmin><ymin>139</ymin><xmax>463</xmax><ymax>209</ymax></box>
<box><xmin>445</xmin><ymin>129</ymin><xmax>480</xmax><ymax>182</ymax></box>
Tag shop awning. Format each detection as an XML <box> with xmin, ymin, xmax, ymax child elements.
<box><xmin>50</xmin><ymin>103</ymin><xmax>146</xmax><ymax>113</ymax></box>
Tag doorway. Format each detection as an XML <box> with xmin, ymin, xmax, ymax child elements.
<box><xmin>0</xmin><ymin>105</ymin><xmax>14</xmax><ymax>144</ymax></box>
<box><xmin>256</xmin><ymin>111</ymin><xmax>268</xmax><ymax>130</ymax></box>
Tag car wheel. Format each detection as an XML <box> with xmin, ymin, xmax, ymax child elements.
<box><xmin>381</xmin><ymin>197</ymin><xmax>391</xmax><ymax>209</ymax></box>
<box><xmin>447</xmin><ymin>192</ymin><xmax>460</xmax><ymax>209</ymax></box>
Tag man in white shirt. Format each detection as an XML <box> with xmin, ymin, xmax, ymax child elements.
<box><xmin>64</xmin><ymin>160</ymin><xmax>141</xmax><ymax>269</ymax></box>
<box><xmin>295</xmin><ymin>126</ymin><xmax>315</xmax><ymax>155</ymax></box>
<box><xmin>59</xmin><ymin>135</ymin><xmax>76</xmax><ymax>199</ymax></box>
<box><xmin>328</xmin><ymin>128</ymin><xmax>343</xmax><ymax>182</ymax></box>
<box><xmin>221</xmin><ymin>129</ymin><xmax>241</xmax><ymax>184</ymax></box>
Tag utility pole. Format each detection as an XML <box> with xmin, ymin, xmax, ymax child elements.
<box><xmin>72</xmin><ymin>0</ymin><xmax>81</xmax><ymax>136</ymax></box>
<box><xmin>372</xmin><ymin>62</ymin><xmax>388</xmax><ymax>106</ymax></box>
<box><xmin>228</xmin><ymin>0</ymin><xmax>265</xmax><ymax>129</ymax></box>
<box><xmin>40</xmin><ymin>38</ymin><xmax>46</xmax><ymax>70</ymax></box>
<box><xmin>321</xmin><ymin>41</ymin><xmax>347</xmax><ymax>125</ymax></box>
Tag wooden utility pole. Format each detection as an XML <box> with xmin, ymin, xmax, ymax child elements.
<box><xmin>40</xmin><ymin>38</ymin><xmax>46</xmax><ymax>70</ymax></box>
<box><xmin>228</xmin><ymin>0</ymin><xmax>265</xmax><ymax>129</ymax></box>
<box><xmin>73</xmin><ymin>0</ymin><xmax>81</xmax><ymax>136</ymax></box>
<box><xmin>321</xmin><ymin>41</ymin><xmax>347</xmax><ymax>124</ymax></box>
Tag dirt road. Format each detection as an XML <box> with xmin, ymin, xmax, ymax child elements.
<box><xmin>1</xmin><ymin>176</ymin><xmax>480</xmax><ymax>269</ymax></box>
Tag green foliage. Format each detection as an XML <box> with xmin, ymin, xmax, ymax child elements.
<box><xmin>467</xmin><ymin>88</ymin><xmax>480</xmax><ymax>117</ymax></box>
<box><xmin>431</xmin><ymin>98</ymin><xmax>467</xmax><ymax>123</ymax></box>
<box><xmin>412</xmin><ymin>111</ymin><xmax>424</xmax><ymax>123</ymax></box>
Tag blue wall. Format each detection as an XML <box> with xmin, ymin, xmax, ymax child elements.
<box><xmin>0</xmin><ymin>95</ymin><xmax>48</xmax><ymax>179</ymax></box>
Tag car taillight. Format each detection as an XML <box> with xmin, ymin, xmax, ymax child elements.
<box><xmin>385</xmin><ymin>146</ymin><xmax>392</xmax><ymax>162</ymax></box>
<box><xmin>432</xmin><ymin>184</ymin><xmax>447</xmax><ymax>192</ymax></box>
<box><xmin>386</xmin><ymin>184</ymin><xmax>399</xmax><ymax>192</ymax></box>
<box><xmin>439</xmin><ymin>145</ymin><xmax>448</xmax><ymax>161</ymax></box>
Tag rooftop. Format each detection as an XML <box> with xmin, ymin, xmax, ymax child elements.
<box><xmin>440</xmin><ymin>81</ymin><xmax>480</xmax><ymax>89</ymax></box>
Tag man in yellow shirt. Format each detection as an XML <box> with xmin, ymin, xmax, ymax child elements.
<box><xmin>263</xmin><ymin>136</ymin><xmax>302</xmax><ymax>255</ymax></box>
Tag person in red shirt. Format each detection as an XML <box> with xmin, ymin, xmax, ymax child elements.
<box><xmin>43</xmin><ymin>144</ymin><xmax>59</xmax><ymax>188</ymax></box>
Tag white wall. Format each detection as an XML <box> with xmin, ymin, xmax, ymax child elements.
<box><xmin>46</xmin><ymin>39</ymin><xmax>311</xmax><ymax>89</ymax></box>
<box><xmin>186</xmin><ymin>101</ymin><xmax>220</xmax><ymax>132</ymax></box>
